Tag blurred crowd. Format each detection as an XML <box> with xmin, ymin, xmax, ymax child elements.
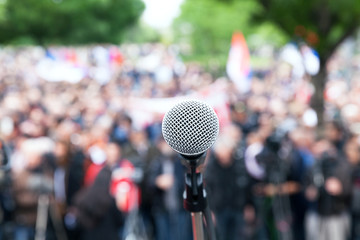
<box><xmin>0</xmin><ymin>41</ymin><xmax>360</xmax><ymax>240</ymax></box>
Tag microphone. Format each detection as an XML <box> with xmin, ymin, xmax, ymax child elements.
<box><xmin>162</xmin><ymin>99</ymin><xmax>219</xmax><ymax>160</ymax></box>
<box><xmin>162</xmin><ymin>100</ymin><xmax>219</xmax><ymax>240</ymax></box>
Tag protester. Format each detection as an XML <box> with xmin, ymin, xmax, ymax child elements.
<box><xmin>11</xmin><ymin>137</ymin><xmax>57</xmax><ymax>240</ymax></box>
<box><xmin>204</xmin><ymin>125</ymin><xmax>250</xmax><ymax>240</ymax></box>
<box><xmin>344</xmin><ymin>137</ymin><xmax>360</xmax><ymax>240</ymax></box>
<box><xmin>148</xmin><ymin>138</ymin><xmax>192</xmax><ymax>240</ymax></box>
<box><xmin>72</xmin><ymin>142</ymin><xmax>123</xmax><ymax>240</ymax></box>
<box><xmin>305</xmin><ymin>137</ymin><xmax>352</xmax><ymax>240</ymax></box>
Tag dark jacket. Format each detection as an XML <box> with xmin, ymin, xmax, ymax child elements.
<box><xmin>66</xmin><ymin>149</ymin><xmax>86</xmax><ymax>207</ymax></box>
<box><xmin>74</xmin><ymin>165</ymin><xmax>123</xmax><ymax>240</ymax></box>
<box><xmin>148</xmin><ymin>154</ymin><xmax>186</xmax><ymax>212</ymax></box>
<box><xmin>312</xmin><ymin>153</ymin><xmax>352</xmax><ymax>216</ymax></box>
<box><xmin>350</xmin><ymin>163</ymin><xmax>360</xmax><ymax>215</ymax></box>
<box><xmin>204</xmin><ymin>150</ymin><xmax>250</xmax><ymax>213</ymax></box>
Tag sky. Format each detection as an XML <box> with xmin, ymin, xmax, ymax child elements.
<box><xmin>141</xmin><ymin>0</ymin><xmax>184</xmax><ymax>29</ymax></box>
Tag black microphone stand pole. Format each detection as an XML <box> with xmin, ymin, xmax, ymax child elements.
<box><xmin>181</xmin><ymin>154</ymin><xmax>216</xmax><ymax>240</ymax></box>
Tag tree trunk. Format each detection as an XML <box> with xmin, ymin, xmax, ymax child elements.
<box><xmin>311</xmin><ymin>65</ymin><xmax>327</xmax><ymax>127</ymax></box>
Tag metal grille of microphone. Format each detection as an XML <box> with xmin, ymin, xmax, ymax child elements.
<box><xmin>162</xmin><ymin>100</ymin><xmax>219</xmax><ymax>156</ymax></box>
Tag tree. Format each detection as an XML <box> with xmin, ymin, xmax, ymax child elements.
<box><xmin>0</xmin><ymin>0</ymin><xmax>145</xmax><ymax>45</ymax></box>
<box><xmin>240</xmin><ymin>0</ymin><xmax>360</xmax><ymax>125</ymax></box>
<box><xmin>173</xmin><ymin>0</ymin><xmax>287</xmax><ymax>74</ymax></box>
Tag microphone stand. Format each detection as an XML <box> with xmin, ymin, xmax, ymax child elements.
<box><xmin>181</xmin><ymin>154</ymin><xmax>216</xmax><ymax>240</ymax></box>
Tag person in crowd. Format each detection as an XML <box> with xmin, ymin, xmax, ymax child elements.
<box><xmin>122</xmin><ymin>129</ymin><xmax>161</xmax><ymax>238</ymax></box>
<box><xmin>243</xmin><ymin>129</ymin><xmax>268</xmax><ymax>240</ymax></box>
<box><xmin>11</xmin><ymin>137</ymin><xmax>57</xmax><ymax>240</ymax></box>
<box><xmin>305</xmin><ymin>138</ymin><xmax>352</xmax><ymax>240</ymax></box>
<box><xmin>205</xmin><ymin>125</ymin><xmax>250</xmax><ymax>240</ymax></box>
<box><xmin>287</xmin><ymin>127</ymin><xmax>316</xmax><ymax>240</ymax></box>
<box><xmin>53</xmin><ymin>137</ymin><xmax>86</xmax><ymax>240</ymax></box>
<box><xmin>72</xmin><ymin>142</ymin><xmax>123</xmax><ymax>240</ymax></box>
<box><xmin>344</xmin><ymin>137</ymin><xmax>360</xmax><ymax>240</ymax></box>
<box><xmin>111</xmin><ymin>113</ymin><xmax>133</xmax><ymax>147</ymax></box>
<box><xmin>324</xmin><ymin>121</ymin><xmax>346</xmax><ymax>153</ymax></box>
<box><xmin>148</xmin><ymin>138</ymin><xmax>192</xmax><ymax>240</ymax></box>
<box><xmin>248</xmin><ymin>128</ymin><xmax>296</xmax><ymax>240</ymax></box>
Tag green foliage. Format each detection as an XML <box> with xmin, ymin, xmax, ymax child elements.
<box><xmin>0</xmin><ymin>0</ymin><xmax>6</xmax><ymax>22</ymax></box>
<box><xmin>175</xmin><ymin>0</ymin><xmax>255</xmax><ymax>55</ymax></box>
<box><xmin>123</xmin><ymin>22</ymin><xmax>162</xmax><ymax>44</ymax></box>
<box><xmin>247</xmin><ymin>22</ymin><xmax>288</xmax><ymax>49</ymax></box>
<box><xmin>0</xmin><ymin>0</ymin><xmax>145</xmax><ymax>45</ymax></box>
<box><xmin>173</xmin><ymin>0</ymin><xmax>287</xmax><ymax>74</ymax></box>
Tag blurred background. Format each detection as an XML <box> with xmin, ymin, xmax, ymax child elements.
<box><xmin>1</xmin><ymin>0</ymin><xmax>360</xmax><ymax>240</ymax></box>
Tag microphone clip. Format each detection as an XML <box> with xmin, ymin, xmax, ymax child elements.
<box><xmin>181</xmin><ymin>153</ymin><xmax>208</xmax><ymax>213</ymax></box>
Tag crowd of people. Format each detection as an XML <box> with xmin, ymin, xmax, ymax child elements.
<box><xmin>0</xmin><ymin>41</ymin><xmax>359</xmax><ymax>240</ymax></box>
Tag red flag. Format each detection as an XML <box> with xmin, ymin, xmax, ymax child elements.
<box><xmin>226</xmin><ymin>32</ymin><xmax>251</xmax><ymax>93</ymax></box>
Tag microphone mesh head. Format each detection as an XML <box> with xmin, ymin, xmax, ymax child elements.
<box><xmin>162</xmin><ymin>100</ymin><xmax>219</xmax><ymax>156</ymax></box>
